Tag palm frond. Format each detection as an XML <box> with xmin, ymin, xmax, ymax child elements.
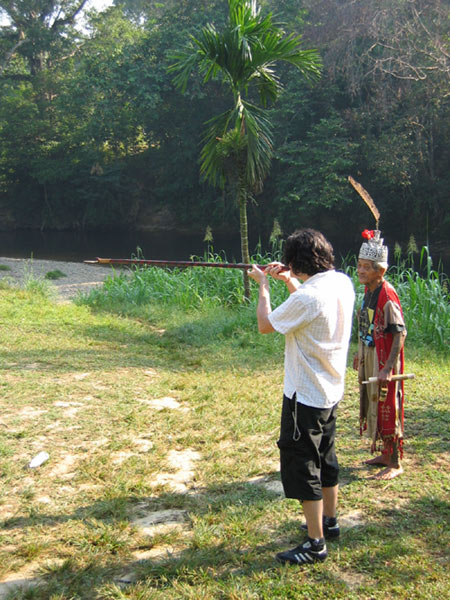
<box><xmin>251</xmin><ymin>32</ymin><xmax>322</xmax><ymax>81</ymax></box>
<box><xmin>198</xmin><ymin>99</ymin><xmax>273</xmax><ymax>191</ymax></box>
<box><xmin>240</xmin><ymin>100</ymin><xmax>273</xmax><ymax>185</ymax></box>
<box><xmin>249</xmin><ymin>65</ymin><xmax>281</xmax><ymax>106</ymax></box>
<box><xmin>170</xmin><ymin>0</ymin><xmax>321</xmax><ymax>193</ymax></box>
<box><xmin>170</xmin><ymin>0</ymin><xmax>321</xmax><ymax>97</ymax></box>
<box><xmin>168</xmin><ymin>38</ymin><xmax>202</xmax><ymax>92</ymax></box>
<box><xmin>199</xmin><ymin>108</ymin><xmax>237</xmax><ymax>188</ymax></box>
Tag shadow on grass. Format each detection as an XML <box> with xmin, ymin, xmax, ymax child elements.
<box><xmin>404</xmin><ymin>405</ymin><xmax>450</xmax><ymax>456</ymax></box>
<box><xmin>0</xmin><ymin>347</ymin><xmax>167</xmax><ymax>373</ymax></box>
<box><xmin>0</xmin><ymin>308</ymin><xmax>284</xmax><ymax>374</ymax></box>
<box><xmin>2</xmin><ymin>478</ymin><xmax>281</xmax><ymax>532</ymax></box>
<box><xmin>1</xmin><ymin>480</ymin><xmax>283</xmax><ymax>597</ymax></box>
<box><xmin>3</xmin><ymin>492</ymin><xmax>448</xmax><ymax>599</ymax></box>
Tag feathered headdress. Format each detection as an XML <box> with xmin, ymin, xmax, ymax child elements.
<box><xmin>348</xmin><ymin>175</ymin><xmax>380</xmax><ymax>229</ymax></box>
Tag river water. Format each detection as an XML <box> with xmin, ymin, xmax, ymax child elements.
<box><xmin>0</xmin><ymin>229</ymin><xmax>447</xmax><ymax>274</ymax></box>
<box><xmin>0</xmin><ymin>229</ymin><xmax>245</xmax><ymax>263</ymax></box>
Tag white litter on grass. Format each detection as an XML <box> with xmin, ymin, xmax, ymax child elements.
<box><xmin>28</xmin><ymin>451</ymin><xmax>49</xmax><ymax>469</ymax></box>
<box><xmin>116</xmin><ymin>571</ymin><xmax>138</xmax><ymax>585</ymax></box>
<box><xmin>144</xmin><ymin>369</ymin><xmax>158</xmax><ymax>377</ymax></box>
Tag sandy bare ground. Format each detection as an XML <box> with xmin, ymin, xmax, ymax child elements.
<box><xmin>0</xmin><ymin>257</ymin><xmax>115</xmax><ymax>300</ymax></box>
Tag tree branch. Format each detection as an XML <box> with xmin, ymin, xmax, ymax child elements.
<box><xmin>51</xmin><ymin>0</ymin><xmax>89</xmax><ymax>30</ymax></box>
<box><xmin>0</xmin><ymin>35</ymin><xmax>27</xmax><ymax>76</ymax></box>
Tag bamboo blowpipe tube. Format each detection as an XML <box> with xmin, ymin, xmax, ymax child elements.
<box><xmin>362</xmin><ymin>374</ymin><xmax>415</xmax><ymax>384</ymax></box>
<box><xmin>84</xmin><ymin>258</ymin><xmax>289</xmax><ymax>271</ymax></box>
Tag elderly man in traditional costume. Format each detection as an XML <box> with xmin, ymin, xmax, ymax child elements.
<box><xmin>353</xmin><ymin>230</ymin><xmax>407</xmax><ymax>480</ymax></box>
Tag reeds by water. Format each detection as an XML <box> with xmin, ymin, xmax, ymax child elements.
<box><xmin>79</xmin><ymin>246</ymin><xmax>449</xmax><ymax>353</ymax></box>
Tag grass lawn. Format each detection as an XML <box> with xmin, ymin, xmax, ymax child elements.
<box><xmin>0</xmin><ymin>286</ymin><xmax>449</xmax><ymax>599</ymax></box>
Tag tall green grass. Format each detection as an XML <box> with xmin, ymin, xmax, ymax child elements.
<box><xmin>389</xmin><ymin>247</ymin><xmax>449</xmax><ymax>350</ymax></box>
<box><xmin>78</xmin><ymin>250</ymin><xmax>290</xmax><ymax>312</ymax></box>
<box><xmin>78</xmin><ymin>247</ymin><xmax>449</xmax><ymax>353</ymax></box>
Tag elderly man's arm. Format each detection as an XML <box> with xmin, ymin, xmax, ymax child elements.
<box><xmin>378</xmin><ymin>330</ymin><xmax>407</xmax><ymax>385</ymax></box>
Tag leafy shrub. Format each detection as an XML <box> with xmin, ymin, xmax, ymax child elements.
<box><xmin>45</xmin><ymin>269</ymin><xmax>67</xmax><ymax>280</ymax></box>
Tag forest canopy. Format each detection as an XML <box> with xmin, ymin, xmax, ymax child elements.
<box><xmin>0</xmin><ymin>0</ymin><xmax>449</xmax><ymax>250</ymax></box>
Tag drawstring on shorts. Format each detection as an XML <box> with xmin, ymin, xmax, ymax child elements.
<box><xmin>291</xmin><ymin>394</ymin><xmax>302</xmax><ymax>441</ymax></box>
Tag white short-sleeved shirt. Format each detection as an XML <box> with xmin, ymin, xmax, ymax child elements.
<box><xmin>268</xmin><ymin>270</ymin><xmax>355</xmax><ymax>408</ymax></box>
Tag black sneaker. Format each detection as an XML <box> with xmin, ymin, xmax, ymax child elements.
<box><xmin>276</xmin><ymin>538</ymin><xmax>328</xmax><ymax>566</ymax></box>
<box><xmin>300</xmin><ymin>516</ymin><xmax>340</xmax><ymax>539</ymax></box>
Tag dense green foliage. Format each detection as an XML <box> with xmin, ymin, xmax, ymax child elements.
<box><xmin>0</xmin><ymin>0</ymin><xmax>449</xmax><ymax>251</ymax></box>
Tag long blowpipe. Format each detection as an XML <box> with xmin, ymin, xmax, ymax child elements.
<box><xmin>84</xmin><ymin>258</ymin><xmax>289</xmax><ymax>271</ymax></box>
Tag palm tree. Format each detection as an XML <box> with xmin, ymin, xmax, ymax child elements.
<box><xmin>170</xmin><ymin>0</ymin><xmax>321</xmax><ymax>298</ymax></box>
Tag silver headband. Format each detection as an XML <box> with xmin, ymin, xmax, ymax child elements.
<box><xmin>359</xmin><ymin>230</ymin><xmax>388</xmax><ymax>263</ymax></box>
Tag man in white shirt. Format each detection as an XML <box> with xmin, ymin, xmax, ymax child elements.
<box><xmin>249</xmin><ymin>229</ymin><xmax>355</xmax><ymax>566</ymax></box>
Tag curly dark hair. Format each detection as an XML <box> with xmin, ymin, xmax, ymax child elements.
<box><xmin>282</xmin><ymin>229</ymin><xmax>335</xmax><ymax>276</ymax></box>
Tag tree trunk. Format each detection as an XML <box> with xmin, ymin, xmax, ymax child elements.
<box><xmin>238</xmin><ymin>175</ymin><xmax>250</xmax><ymax>300</ymax></box>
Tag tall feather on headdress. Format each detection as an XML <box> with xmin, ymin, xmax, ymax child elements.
<box><xmin>348</xmin><ymin>175</ymin><xmax>380</xmax><ymax>228</ymax></box>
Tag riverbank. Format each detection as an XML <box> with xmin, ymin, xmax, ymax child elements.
<box><xmin>1</xmin><ymin>228</ymin><xmax>448</xmax><ymax>276</ymax></box>
<box><xmin>0</xmin><ymin>257</ymin><xmax>113</xmax><ymax>300</ymax></box>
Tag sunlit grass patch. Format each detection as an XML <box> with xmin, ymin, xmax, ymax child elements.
<box><xmin>0</xmin><ymin>276</ymin><xmax>448</xmax><ymax>599</ymax></box>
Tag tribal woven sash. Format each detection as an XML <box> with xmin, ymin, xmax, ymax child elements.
<box><xmin>373</xmin><ymin>281</ymin><xmax>405</xmax><ymax>456</ymax></box>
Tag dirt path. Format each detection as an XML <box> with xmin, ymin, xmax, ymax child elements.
<box><xmin>0</xmin><ymin>257</ymin><xmax>115</xmax><ymax>300</ymax></box>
